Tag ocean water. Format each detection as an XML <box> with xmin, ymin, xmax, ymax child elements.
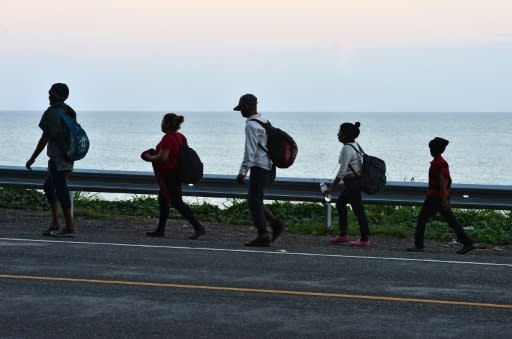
<box><xmin>1</xmin><ymin>110</ymin><xmax>511</xmax><ymax>186</ymax></box>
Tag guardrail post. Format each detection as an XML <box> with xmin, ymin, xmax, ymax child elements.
<box><xmin>69</xmin><ymin>191</ymin><xmax>74</xmax><ymax>219</ymax></box>
<box><xmin>324</xmin><ymin>203</ymin><xmax>332</xmax><ymax>229</ymax></box>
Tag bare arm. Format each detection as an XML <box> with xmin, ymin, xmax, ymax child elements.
<box><xmin>142</xmin><ymin>148</ymin><xmax>170</xmax><ymax>163</ymax></box>
<box><xmin>26</xmin><ymin>133</ymin><xmax>49</xmax><ymax>170</ymax></box>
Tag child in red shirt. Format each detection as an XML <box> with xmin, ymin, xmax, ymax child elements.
<box><xmin>141</xmin><ymin>113</ymin><xmax>205</xmax><ymax>240</ymax></box>
<box><xmin>408</xmin><ymin>137</ymin><xmax>475</xmax><ymax>254</ymax></box>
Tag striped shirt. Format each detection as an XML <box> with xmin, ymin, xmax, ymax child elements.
<box><xmin>427</xmin><ymin>155</ymin><xmax>452</xmax><ymax>198</ymax></box>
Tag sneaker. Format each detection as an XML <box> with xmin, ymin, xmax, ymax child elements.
<box><xmin>52</xmin><ymin>230</ymin><xmax>75</xmax><ymax>238</ymax></box>
<box><xmin>189</xmin><ymin>228</ymin><xmax>206</xmax><ymax>240</ymax></box>
<box><xmin>42</xmin><ymin>228</ymin><xmax>59</xmax><ymax>236</ymax></box>
<box><xmin>456</xmin><ymin>244</ymin><xmax>476</xmax><ymax>254</ymax></box>
<box><xmin>407</xmin><ymin>246</ymin><xmax>424</xmax><ymax>252</ymax></box>
<box><xmin>244</xmin><ymin>235</ymin><xmax>271</xmax><ymax>247</ymax></box>
<box><xmin>146</xmin><ymin>231</ymin><xmax>165</xmax><ymax>237</ymax></box>
<box><xmin>270</xmin><ymin>220</ymin><xmax>285</xmax><ymax>242</ymax></box>
<box><xmin>350</xmin><ymin>239</ymin><xmax>369</xmax><ymax>248</ymax></box>
<box><xmin>330</xmin><ymin>235</ymin><xmax>350</xmax><ymax>244</ymax></box>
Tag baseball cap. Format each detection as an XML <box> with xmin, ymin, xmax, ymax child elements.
<box><xmin>233</xmin><ymin>93</ymin><xmax>257</xmax><ymax>111</ymax></box>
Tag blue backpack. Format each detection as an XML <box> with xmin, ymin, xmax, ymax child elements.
<box><xmin>56</xmin><ymin>108</ymin><xmax>90</xmax><ymax>161</ymax></box>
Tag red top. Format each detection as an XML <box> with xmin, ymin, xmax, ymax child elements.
<box><xmin>427</xmin><ymin>155</ymin><xmax>452</xmax><ymax>198</ymax></box>
<box><xmin>155</xmin><ymin>132</ymin><xmax>186</xmax><ymax>174</ymax></box>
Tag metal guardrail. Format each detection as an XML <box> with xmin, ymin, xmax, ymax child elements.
<box><xmin>1</xmin><ymin>165</ymin><xmax>511</xmax><ymax>210</ymax></box>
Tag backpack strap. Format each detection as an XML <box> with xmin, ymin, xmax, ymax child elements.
<box><xmin>347</xmin><ymin>142</ymin><xmax>365</xmax><ymax>155</ymax></box>
<box><xmin>172</xmin><ymin>132</ymin><xmax>186</xmax><ymax>162</ymax></box>
<box><xmin>346</xmin><ymin>143</ymin><xmax>364</xmax><ymax>177</ymax></box>
<box><xmin>250</xmin><ymin>118</ymin><xmax>268</xmax><ymax>129</ymax></box>
<box><xmin>172</xmin><ymin>132</ymin><xmax>185</xmax><ymax>145</ymax></box>
<box><xmin>249</xmin><ymin>119</ymin><xmax>270</xmax><ymax>153</ymax></box>
<box><xmin>54</xmin><ymin>106</ymin><xmax>72</xmax><ymax>125</ymax></box>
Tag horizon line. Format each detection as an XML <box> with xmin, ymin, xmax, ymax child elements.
<box><xmin>1</xmin><ymin>109</ymin><xmax>512</xmax><ymax>114</ymax></box>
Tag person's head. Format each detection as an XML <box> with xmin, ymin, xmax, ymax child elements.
<box><xmin>233</xmin><ymin>93</ymin><xmax>258</xmax><ymax>118</ymax></box>
<box><xmin>428</xmin><ymin>137</ymin><xmax>449</xmax><ymax>157</ymax></box>
<box><xmin>48</xmin><ymin>83</ymin><xmax>69</xmax><ymax>105</ymax></box>
<box><xmin>161</xmin><ymin>113</ymin><xmax>184</xmax><ymax>133</ymax></box>
<box><xmin>338</xmin><ymin>122</ymin><xmax>361</xmax><ymax>143</ymax></box>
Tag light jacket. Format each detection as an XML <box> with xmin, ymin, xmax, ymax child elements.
<box><xmin>239</xmin><ymin>113</ymin><xmax>273</xmax><ymax>176</ymax></box>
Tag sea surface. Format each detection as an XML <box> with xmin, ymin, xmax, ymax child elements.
<box><xmin>1</xmin><ymin>111</ymin><xmax>511</xmax><ymax>187</ymax></box>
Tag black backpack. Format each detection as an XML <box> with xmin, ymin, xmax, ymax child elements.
<box><xmin>347</xmin><ymin>143</ymin><xmax>386</xmax><ymax>194</ymax></box>
<box><xmin>176</xmin><ymin>139</ymin><xmax>203</xmax><ymax>184</ymax></box>
<box><xmin>251</xmin><ymin>119</ymin><xmax>298</xmax><ymax>168</ymax></box>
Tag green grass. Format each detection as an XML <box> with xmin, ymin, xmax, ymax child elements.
<box><xmin>1</xmin><ymin>187</ymin><xmax>510</xmax><ymax>245</ymax></box>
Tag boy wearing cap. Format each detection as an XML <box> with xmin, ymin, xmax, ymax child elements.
<box><xmin>26</xmin><ymin>83</ymin><xmax>77</xmax><ymax>237</ymax></box>
<box><xmin>408</xmin><ymin>137</ymin><xmax>475</xmax><ymax>254</ymax></box>
<box><xmin>234</xmin><ymin>94</ymin><xmax>284</xmax><ymax>247</ymax></box>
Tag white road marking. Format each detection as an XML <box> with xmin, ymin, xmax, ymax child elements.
<box><xmin>1</xmin><ymin>237</ymin><xmax>511</xmax><ymax>267</ymax></box>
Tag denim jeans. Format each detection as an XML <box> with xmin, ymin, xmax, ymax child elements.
<box><xmin>248</xmin><ymin>166</ymin><xmax>276</xmax><ymax>235</ymax></box>
<box><xmin>43</xmin><ymin>160</ymin><xmax>72</xmax><ymax>209</ymax></box>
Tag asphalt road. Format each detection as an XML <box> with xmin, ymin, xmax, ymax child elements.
<box><xmin>1</xmin><ymin>234</ymin><xmax>511</xmax><ymax>338</ymax></box>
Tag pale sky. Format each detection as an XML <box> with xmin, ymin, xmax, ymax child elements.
<box><xmin>1</xmin><ymin>0</ymin><xmax>511</xmax><ymax>111</ymax></box>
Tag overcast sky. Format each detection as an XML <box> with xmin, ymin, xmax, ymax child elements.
<box><xmin>1</xmin><ymin>0</ymin><xmax>511</xmax><ymax>112</ymax></box>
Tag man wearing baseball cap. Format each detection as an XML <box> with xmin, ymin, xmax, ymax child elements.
<box><xmin>234</xmin><ymin>93</ymin><xmax>284</xmax><ymax>246</ymax></box>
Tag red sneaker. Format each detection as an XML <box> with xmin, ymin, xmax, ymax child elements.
<box><xmin>330</xmin><ymin>235</ymin><xmax>350</xmax><ymax>244</ymax></box>
<box><xmin>350</xmin><ymin>239</ymin><xmax>369</xmax><ymax>248</ymax></box>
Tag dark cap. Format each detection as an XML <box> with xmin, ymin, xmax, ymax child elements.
<box><xmin>233</xmin><ymin>93</ymin><xmax>257</xmax><ymax>111</ymax></box>
<box><xmin>49</xmin><ymin>83</ymin><xmax>69</xmax><ymax>101</ymax></box>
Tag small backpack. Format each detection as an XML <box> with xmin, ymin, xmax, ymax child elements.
<box><xmin>347</xmin><ymin>143</ymin><xmax>386</xmax><ymax>194</ymax></box>
<box><xmin>56</xmin><ymin>107</ymin><xmax>89</xmax><ymax>161</ymax></box>
<box><xmin>251</xmin><ymin>119</ymin><xmax>298</xmax><ymax>168</ymax></box>
<box><xmin>176</xmin><ymin>138</ymin><xmax>203</xmax><ymax>184</ymax></box>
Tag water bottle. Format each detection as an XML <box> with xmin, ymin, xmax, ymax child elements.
<box><xmin>320</xmin><ymin>182</ymin><xmax>331</xmax><ymax>202</ymax></box>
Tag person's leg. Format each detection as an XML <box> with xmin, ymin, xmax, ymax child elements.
<box><xmin>346</xmin><ymin>179</ymin><xmax>369</xmax><ymax>242</ymax></box>
<box><xmin>335</xmin><ymin>188</ymin><xmax>350</xmax><ymax>236</ymax></box>
<box><xmin>48</xmin><ymin>203</ymin><xmax>60</xmax><ymax>229</ymax></box>
<box><xmin>55</xmin><ymin>171</ymin><xmax>73</xmax><ymax>232</ymax></box>
<box><xmin>245</xmin><ymin>167</ymin><xmax>271</xmax><ymax>246</ymax></box>
<box><xmin>440</xmin><ymin>205</ymin><xmax>474</xmax><ymax>254</ymax></box>
<box><xmin>146</xmin><ymin>174</ymin><xmax>170</xmax><ymax>236</ymax></box>
<box><xmin>42</xmin><ymin>161</ymin><xmax>60</xmax><ymax>234</ymax></box>
<box><xmin>166</xmin><ymin>171</ymin><xmax>205</xmax><ymax>238</ymax></box>
<box><xmin>247</xmin><ymin>167</ymin><xmax>268</xmax><ymax>237</ymax></box>
<box><xmin>263</xmin><ymin>206</ymin><xmax>276</xmax><ymax>221</ymax></box>
<box><xmin>156</xmin><ymin>193</ymin><xmax>170</xmax><ymax>233</ymax></box>
<box><xmin>413</xmin><ymin>197</ymin><xmax>438</xmax><ymax>249</ymax></box>
<box><xmin>48</xmin><ymin>169</ymin><xmax>75</xmax><ymax>237</ymax></box>
<box><xmin>262</xmin><ymin>166</ymin><xmax>284</xmax><ymax>242</ymax></box>
<box><xmin>146</xmin><ymin>193</ymin><xmax>169</xmax><ymax>236</ymax></box>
